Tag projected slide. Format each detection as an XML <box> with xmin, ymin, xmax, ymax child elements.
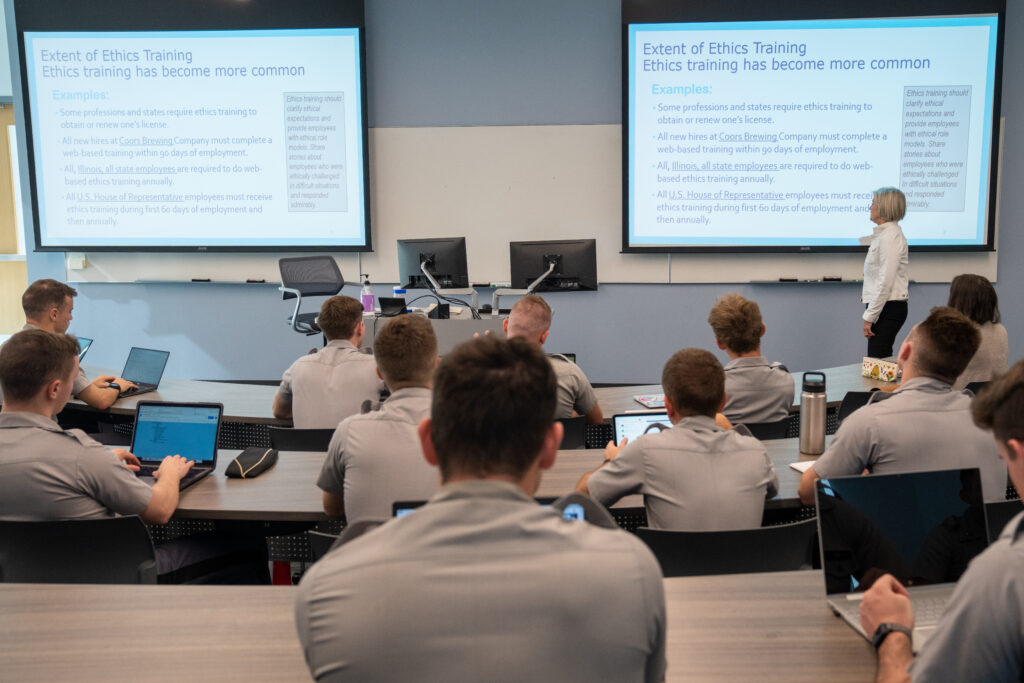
<box><xmin>626</xmin><ymin>16</ymin><xmax>999</xmax><ymax>249</ymax></box>
<box><xmin>23</xmin><ymin>29</ymin><xmax>366</xmax><ymax>248</ymax></box>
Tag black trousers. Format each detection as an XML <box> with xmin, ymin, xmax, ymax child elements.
<box><xmin>867</xmin><ymin>300</ymin><xmax>909</xmax><ymax>358</ymax></box>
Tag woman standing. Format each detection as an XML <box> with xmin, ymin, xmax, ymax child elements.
<box><xmin>947</xmin><ymin>273</ymin><xmax>1008</xmax><ymax>390</ymax></box>
<box><xmin>862</xmin><ymin>187</ymin><xmax>909</xmax><ymax>358</ymax></box>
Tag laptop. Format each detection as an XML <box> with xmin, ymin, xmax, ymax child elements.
<box><xmin>118</xmin><ymin>347</ymin><xmax>170</xmax><ymax>397</ymax></box>
<box><xmin>130</xmin><ymin>401</ymin><xmax>223</xmax><ymax>491</ymax></box>
<box><xmin>612</xmin><ymin>412</ymin><xmax>671</xmax><ymax>446</ymax></box>
<box><xmin>815</xmin><ymin>468</ymin><xmax>989</xmax><ymax>652</ymax></box>
<box><xmin>76</xmin><ymin>336</ymin><xmax>93</xmax><ymax>361</ymax></box>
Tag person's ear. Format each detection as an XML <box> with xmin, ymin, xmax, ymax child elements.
<box><xmin>1006</xmin><ymin>438</ymin><xmax>1024</xmax><ymax>463</ymax></box>
<box><xmin>760</xmin><ymin>323</ymin><xmax>767</xmax><ymax>338</ymax></box>
<box><xmin>718</xmin><ymin>391</ymin><xmax>728</xmax><ymax>413</ymax></box>
<box><xmin>537</xmin><ymin>422</ymin><xmax>562</xmax><ymax>471</ymax></box>
<box><xmin>664</xmin><ymin>394</ymin><xmax>678</xmax><ymax>421</ymax></box>
<box><xmin>502</xmin><ymin>318</ymin><xmax>510</xmax><ymax>335</ymax></box>
<box><xmin>418</xmin><ymin>418</ymin><xmax>439</xmax><ymax>467</ymax></box>
<box><xmin>715</xmin><ymin>338</ymin><xmax>727</xmax><ymax>350</ymax></box>
<box><xmin>539</xmin><ymin>329</ymin><xmax>549</xmax><ymax>345</ymax></box>
<box><xmin>376</xmin><ymin>367</ymin><xmax>383</xmax><ymax>380</ymax></box>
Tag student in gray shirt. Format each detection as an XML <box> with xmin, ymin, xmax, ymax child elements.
<box><xmin>577</xmin><ymin>348</ymin><xmax>778</xmax><ymax>531</ymax></box>
<box><xmin>799</xmin><ymin>307</ymin><xmax>1007</xmax><ymax>504</ymax></box>
<box><xmin>707</xmin><ymin>293</ymin><xmax>794</xmax><ymax>424</ymax></box>
<box><xmin>318</xmin><ymin>314</ymin><xmax>438</xmax><ymax>522</ymax></box>
<box><xmin>273</xmin><ymin>295</ymin><xmax>385</xmax><ymax>429</ymax></box>
<box><xmin>504</xmin><ymin>294</ymin><xmax>603</xmax><ymax>424</ymax></box>
<box><xmin>858</xmin><ymin>359</ymin><xmax>1024</xmax><ymax>682</ymax></box>
<box><xmin>296</xmin><ymin>336</ymin><xmax>666</xmax><ymax>683</ymax></box>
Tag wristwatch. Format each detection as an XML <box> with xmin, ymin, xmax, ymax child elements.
<box><xmin>871</xmin><ymin>622</ymin><xmax>913</xmax><ymax>650</ymax></box>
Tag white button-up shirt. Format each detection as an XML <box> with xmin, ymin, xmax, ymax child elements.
<box><xmin>861</xmin><ymin>221</ymin><xmax>909</xmax><ymax>323</ymax></box>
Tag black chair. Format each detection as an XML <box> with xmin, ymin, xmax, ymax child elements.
<box><xmin>278</xmin><ymin>256</ymin><xmax>345</xmax><ymax>335</ymax></box>
<box><xmin>268</xmin><ymin>426</ymin><xmax>335</xmax><ymax>451</ymax></box>
<box><xmin>835</xmin><ymin>389</ymin><xmax>895</xmax><ymax>425</ymax></box>
<box><xmin>636</xmin><ymin>519</ymin><xmax>818</xmax><ymax>577</ymax></box>
<box><xmin>736</xmin><ymin>418</ymin><xmax>789</xmax><ymax>440</ymax></box>
<box><xmin>984</xmin><ymin>499</ymin><xmax>1023</xmax><ymax>544</ymax></box>
<box><xmin>556</xmin><ymin>416</ymin><xmax>586</xmax><ymax>449</ymax></box>
<box><xmin>0</xmin><ymin>516</ymin><xmax>157</xmax><ymax>584</ymax></box>
<box><xmin>965</xmin><ymin>381</ymin><xmax>990</xmax><ymax>395</ymax></box>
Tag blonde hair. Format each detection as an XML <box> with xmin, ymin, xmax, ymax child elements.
<box><xmin>873</xmin><ymin>187</ymin><xmax>907</xmax><ymax>222</ymax></box>
<box><xmin>506</xmin><ymin>294</ymin><xmax>552</xmax><ymax>342</ymax></box>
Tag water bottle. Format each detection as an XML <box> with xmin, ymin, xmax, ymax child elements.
<box><xmin>360</xmin><ymin>274</ymin><xmax>375</xmax><ymax>313</ymax></box>
<box><xmin>798</xmin><ymin>371</ymin><xmax>827</xmax><ymax>455</ymax></box>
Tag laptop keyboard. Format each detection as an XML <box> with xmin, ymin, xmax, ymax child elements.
<box><xmin>912</xmin><ymin>595</ymin><xmax>948</xmax><ymax>625</ymax></box>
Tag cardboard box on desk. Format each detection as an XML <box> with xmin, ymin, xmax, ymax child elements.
<box><xmin>862</xmin><ymin>357</ymin><xmax>899</xmax><ymax>383</ymax></box>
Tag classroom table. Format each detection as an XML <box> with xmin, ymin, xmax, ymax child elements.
<box><xmin>0</xmin><ymin>570</ymin><xmax>874</xmax><ymax>682</ymax></box>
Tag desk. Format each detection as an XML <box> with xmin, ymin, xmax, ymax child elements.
<box><xmin>0</xmin><ymin>570</ymin><xmax>872</xmax><ymax>682</ymax></box>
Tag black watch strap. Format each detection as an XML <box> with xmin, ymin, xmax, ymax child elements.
<box><xmin>871</xmin><ymin>622</ymin><xmax>913</xmax><ymax>650</ymax></box>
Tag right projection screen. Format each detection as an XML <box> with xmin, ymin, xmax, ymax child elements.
<box><xmin>622</xmin><ymin>0</ymin><xmax>1004</xmax><ymax>252</ymax></box>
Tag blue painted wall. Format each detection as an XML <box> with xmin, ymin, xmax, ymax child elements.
<box><xmin>17</xmin><ymin>0</ymin><xmax>1024</xmax><ymax>383</ymax></box>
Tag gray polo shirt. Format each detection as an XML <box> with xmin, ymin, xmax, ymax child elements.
<box><xmin>0</xmin><ymin>324</ymin><xmax>91</xmax><ymax>402</ymax></box>
<box><xmin>277</xmin><ymin>339</ymin><xmax>385</xmax><ymax>429</ymax></box>
<box><xmin>295</xmin><ymin>480</ymin><xmax>666</xmax><ymax>683</ymax></box>
<box><xmin>549</xmin><ymin>354</ymin><xmax>599</xmax><ymax>419</ymax></box>
<box><xmin>317</xmin><ymin>387</ymin><xmax>436</xmax><ymax>522</ymax></box>
<box><xmin>910</xmin><ymin>510</ymin><xmax>1024</xmax><ymax>681</ymax></box>
<box><xmin>587</xmin><ymin>415</ymin><xmax>779</xmax><ymax>530</ymax></box>
<box><xmin>811</xmin><ymin>377</ymin><xmax>1007</xmax><ymax>501</ymax></box>
<box><xmin>0</xmin><ymin>412</ymin><xmax>152</xmax><ymax>520</ymax></box>
<box><xmin>722</xmin><ymin>356</ymin><xmax>794</xmax><ymax>424</ymax></box>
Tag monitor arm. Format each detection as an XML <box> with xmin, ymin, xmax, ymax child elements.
<box><xmin>491</xmin><ymin>255</ymin><xmax>559</xmax><ymax>311</ymax></box>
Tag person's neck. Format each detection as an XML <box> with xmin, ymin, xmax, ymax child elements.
<box><xmin>443</xmin><ymin>470</ymin><xmax>538</xmax><ymax>497</ymax></box>
<box><xmin>727</xmin><ymin>348</ymin><xmax>762</xmax><ymax>360</ymax></box>
<box><xmin>24</xmin><ymin>318</ymin><xmax>56</xmax><ymax>333</ymax></box>
<box><xmin>384</xmin><ymin>381</ymin><xmax>431</xmax><ymax>392</ymax></box>
<box><xmin>0</xmin><ymin>400</ymin><xmax>57</xmax><ymax>419</ymax></box>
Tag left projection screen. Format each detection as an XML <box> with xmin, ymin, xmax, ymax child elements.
<box><xmin>12</xmin><ymin>0</ymin><xmax>370</xmax><ymax>251</ymax></box>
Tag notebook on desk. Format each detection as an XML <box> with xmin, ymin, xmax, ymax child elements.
<box><xmin>612</xmin><ymin>412</ymin><xmax>671</xmax><ymax>446</ymax></box>
<box><xmin>633</xmin><ymin>393</ymin><xmax>665</xmax><ymax>409</ymax></box>
<box><xmin>815</xmin><ymin>468</ymin><xmax>989</xmax><ymax>652</ymax></box>
<box><xmin>118</xmin><ymin>347</ymin><xmax>170</xmax><ymax>397</ymax></box>
<box><xmin>130</xmin><ymin>401</ymin><xmax>222</xmax><ymax>491</ymax></box>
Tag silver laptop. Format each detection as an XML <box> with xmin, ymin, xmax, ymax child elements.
<box><xmin>130</xmin><ymin>401</ymin><xmax>222</xmax><ymax>491</ymax></box>
<box><xmin>815</xmin><ymin>468</ymin><xmax>989</xmax><ymax>652</ymax></box>
<box><xmin>118</xmin><ymin>347</ymin><xmax>170</xmax><ymax>397</ymax></box>
<box><xmin>612</xmin><ymin>412</ymin><xmax>671</xmax><ymax>446</ymax></box>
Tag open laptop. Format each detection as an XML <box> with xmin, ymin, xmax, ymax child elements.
<box><xmin>815</xmin><ymin>468</ymin><xmax>989</xmax><ymax>652</ymax></box>
<box><xmin>612</xmin><ymin>412</ymin><xmax>671</xmax><ymax>446</ymax></box>
<box><xmin>76</xmin><ymin>336</ymin><xmax>93</xmax><ymax>361</ymax></box>
<box><xmin>130</xmin><ymin>401</ymin><xmax>223</xmax><ymax>491</ymax></box>
<box><xmin>117</xmin><ymin>347</ymin><xmax>170</xmax><ymax>397</ymax></box>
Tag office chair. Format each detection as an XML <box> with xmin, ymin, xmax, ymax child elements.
<box><xmin>984</xmin><ymin>499</ymin><xmax>1023</xmax><ymax>544</ymax></box>
<box><xmin>736</xmin><ymin>417</ymin><xmax>790</xmax><ymax>440</ymax></box>
<box><xmin>0</xmin><ymin>516</ymin><xmax>157</xmax><ymax>584</ymax></box>
<box><xmin>556</xmin><ymin>416</ymin><xmax>587</xmax><ymax>449</ymax></box>
<box><xmin>836</xmin><ymin>389</ymin><xmax>893</xmax><ymax>426</ymax></box>
<box><xmin>636</xmin><ymin>518</ymin><xmax>817</xmax><ymax>577</ymax></box>
<box><xmin>268</xmin><ymin>426</ymin><xmax>336</xmax><ymax>451</ymax></box>
<box><xmin>278</xmin><ymin>256</ymin><xmax>345</xmax><ymax>335</ymax></box>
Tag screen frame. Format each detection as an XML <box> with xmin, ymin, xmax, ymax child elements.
<box><xmin>620</xmin><ymin>0</ymin><xmax>1006</xmax><ymax>254</ymax></box>
<box><xmin>397</xmin><ymin>237</ymin><xmax>470</xmax><ymax>290</ymax></box>
<box><xmin>509</xmin><ymin>238</ymin><xmax>598</xmax><ymax>292</ymax></box>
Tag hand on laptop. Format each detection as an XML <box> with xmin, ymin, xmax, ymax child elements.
<box><xmin>112</xmin><ymin>448</ymin><xmax>141</xmax><ymax>472</ymax></box>
<box><xmin>111</xmin><ymin>377</ymin><xmax>138</xmax><ymax>393</ymax></box>
<box><xmin>860</xmin><ymin>573</ymin><xmax>915</xmax><ymax>636</ymax></box>
<box><xmin>604</xmin><ymin>438</ymin><xmax>627</xmax><ymax>460</ymax></box>
<box><xmin>92</xmin><ymin>375</ymin><xmax>117</xmax><ymax>390</ymax></box>
<box><xmin>153</xmin><ymin>455</ymin><xmax>194</xmax><ymax>482</ymax></box>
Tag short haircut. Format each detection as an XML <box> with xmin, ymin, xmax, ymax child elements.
<box><xmin>661</xmin><ymin>348</ymin><xmax>725</xmax><ymax>418</ymax></box>
<box><xmin>22</xmin><ymin>279</ymin><xmax>77</xmax><ymax>319</ymax></box>
<box><xmin>0</xmin><ymin>329</ymin><xmax>79</xmax><ymax>402</ymax></box>
<box><xmin>373</xmin><ymin>314</ymin><xmax>438</xmax><ymax>386</ymax></box>
<box><xmin>972</xmin><ymin>360</ymin><xmax>1024</xmax><ymax>444</ymax></box>
<box><xmin>872</xmin><ymin>187</ymin><xmax>907</xmax><ymax>223</ymax></box>
<box><xmin>317</xmin><ymin>295</ymin><xmax>363</xmax><ymax>340</ymax></box>
<box><xmin>430</xmin><ymin>335</ymin><xmax>556</xmax><ymax>481</ymax></box>
<box><xmin>911</xmin><ymin>306</ymin><xmax>981</xmax><ymax>383</ymax></box>
<box><xmin>947</xmin><ymin>273</ymin><xmax>1000</xmax><ymax>325</ymax></box>
<box><xmin>506</xmin><ymin>294</ymin><xmax>552</xmax><ymax>342</ymax></box>
<box><xmin>707</xmin><ymin>293</ymin><xmax>763</xmax><ymax>354</ymax></box>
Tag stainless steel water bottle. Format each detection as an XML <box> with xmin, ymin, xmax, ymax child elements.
<box><xmin>798</xmin><ymin>371</ymin><xmax>826</xmax><ymax>455</ymax></box>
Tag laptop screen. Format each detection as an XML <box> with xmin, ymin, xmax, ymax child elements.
<box><xmin>612</xmin><ymin>412</ymin><xmax>671</xmax><ymax>446</ymax></box>
<box><xmin>815</xmin><ymin>468</ymin><xmax>988</xmax><ymax>597</ymax></box>
<box><xmin>131</xmin><ymin>403</ymin><xmax>221</xmax><ymax>465</ymax></box>
<box><xmin>76</xmin><ymin>337</ymin><xmax>93</xmax><ymax>360</ymax></box>
<box><xmin>122</xmin><ymin>347</ymin><xmax>170</xmax><ymax>385</ymax></box>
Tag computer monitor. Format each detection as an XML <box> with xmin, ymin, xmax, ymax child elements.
<box><xmin>397</xmin><ymin>237</ymin><xmax>470</xmax><ymax>290</ymax></box>
<box><xmin>509</xmin><ymin>239</ymin><xmax>597</xmax><ymax>292</ymax></box>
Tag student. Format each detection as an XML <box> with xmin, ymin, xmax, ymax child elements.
<box><xmin>295</xmin><ymin>336</ymin><xmax>666</xmax><ymax>682</ymax></box>
<box><xmin>859</xmin><ymin>359</ymin><xmax>1024</xmax><ymax>682</ymax></box>
<box><xmin>503</xmin><ymin>294</ymin><xmax>603</xmax><ymax>424</ymax></box>
<box><xmin>798</xmin><ymin>306</ymin><xmax>1007</xmax><ymax>504</ymax></box>
<box><xmin>947</xmin><ymin>273</ymin><xmax>1008</xmax><ymax>390</ymax></box>
<box><xmin>2</xmin><ymin>278</ymin><xmax>136</xmax><ymax>409</ymax></box>
<box><xmin>273</xmin><ymin>295</ymin><xmax>385</xmax><ymax>429</ymax></box>
<box><xmin>577</xmin><ymin>348</ymin><xmax>778</xmax><ymax>530</ymax></box>
<box><xmin>318</xmin><ymin>314</ymin><xmax>439</xmax><ymax>522</ymax></box>
<box><xmin>707</xmin><ymin>292</ymin><xmax>794</xmax><ymax>424</ymax></box>
<box><xmin>0</xmin><ymin>330</ymin><xmax>267</xmax><ymax>583</ymax></box>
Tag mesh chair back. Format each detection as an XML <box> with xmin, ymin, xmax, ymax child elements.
<box><xmin>268</xmin><ymin>427</ymin><xmax>336</xmax><ymax>452</ymax></box>
<box><xmin>556</xmin><ymin>416</ymin><xmax>586</xmax><ymax>449</ymax></box>
<box><xmin>0</xmin><ymin>516</ymin><xmax>157</xmax><ymax>584</ymax></box>
<box><xmin>736</xmin><ymin>418</ymin><xmax>789</xmax><ymax>440</ymax></box>
<box><xmin>279</xmin><ymin>256</ymin><xmax>344</xmax><ymax>300</ymax></box>
<box><xmin>636</xmin><ymin>518</ymin><xmax>817</xmax><ymax>577</ymax></box>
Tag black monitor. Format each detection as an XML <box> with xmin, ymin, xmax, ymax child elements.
<box><xmin>509</xmin><ymin>239</ymin><xmax>597</xmax><ymax>292</ymax></box>
<box><xmin>397</xmin><ymin>237</ymin><xmax>470</xmax><ymax>290</ymax></box>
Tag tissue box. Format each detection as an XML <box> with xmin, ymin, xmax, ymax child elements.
<box><xmin>862</xmin><ymin>357</ymin><xmax>900</xmax><ymax>383</ymax></box>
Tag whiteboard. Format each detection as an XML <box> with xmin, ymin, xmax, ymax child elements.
<box><xmin>65</xmin><ymin>124</ymin><xmax>997</xmax><ymax>285</ymax></box>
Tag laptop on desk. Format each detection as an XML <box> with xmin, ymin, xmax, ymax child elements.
<box><xmin>75</xmin><ymin>336</ymin><xmax>93</xmax><ymax>361</ymax></box>
<box><xmin>130</xmin><ymin>401</ymin><xmax>223</xmax><ymax>491</ymax></box>
<box><xmin>118</xmin><ymin>347</ymin><xmax>170</xmax><ymax>397</ymax></box>
<box><xmin>815</xmin><ymin>468</ymin><xmax>989</xmax><ymax>652</ymax></box>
